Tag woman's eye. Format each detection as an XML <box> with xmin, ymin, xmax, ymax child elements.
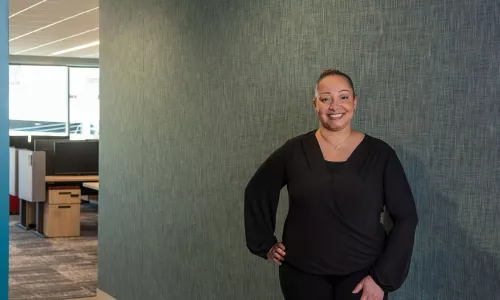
<box><xmin>320</xmin><ymin>98</ymin><xmax>329</xmax><ymax>102</ymax></box>
<box><xmin>340</xmin><ymin>96</ymin><xmax>349</xmax><ymax>100</ymax></box>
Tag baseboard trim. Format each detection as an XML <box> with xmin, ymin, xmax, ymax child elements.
<box><xmin>97</xmin><ymin>289</ymin><xmax>116</xmax><ymax>300</ymax></box>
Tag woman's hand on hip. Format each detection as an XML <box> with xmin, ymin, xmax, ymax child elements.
<box><xmin>267</xmin><ymin>242</ymin><xmax>286</xmax><ymax>265</ymax></box>
<box><xmin>352</xmin><ymin>275</ymin><xmax>384</xmax><ymax>300</ymax></box>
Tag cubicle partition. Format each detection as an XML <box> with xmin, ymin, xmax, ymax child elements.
<box><xmin>32</xmin><ymin>138</ymin><xmax>99</xmax><ymax>176</ymax></box>
<box><xmin>34</xmin><ymin>139</ymin><xmax>57</xmax><ymax>176</ymax></box>
<box><xmin>9</xmin><ymin>136</ymin><xmax>31</xmax><ymax>150</ymax></box>
<box><xmin>16</xmin><ymin>149</ymin><xmax>45</xmax><ymax>230</ymax></box>
<box><xmin>17</xmin><ymin>149</ymin><xmax>46</xmax><ymax>203</ymax></box>
<box><xmin>9</xmin><ymin>135</ymin><xmax>69</xmax><ymax>150</ymax></box>
<box><xmin>9</xmin><ymin>147</ymin><xmax>19</xmax><ymax>214</ymax></box>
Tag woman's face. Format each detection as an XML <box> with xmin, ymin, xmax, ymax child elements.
<box><xmin>314</xmin><ymin>75</ymin><xmax>358</xmax><ymax>132</ymax></box>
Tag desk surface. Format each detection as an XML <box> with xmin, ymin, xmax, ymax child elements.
<box><xmin>45</xmin><ymin>175</ymin><xmax>99</xmax><ymax>183</ymax></box>
<box><xmin>82</xmin><ymin>182</ymin><xmax>99</xmax><ymax>191</ymax></box>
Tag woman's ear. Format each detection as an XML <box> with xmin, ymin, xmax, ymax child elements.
<box><xmin>312</xmin><ymin>98</ymin><xmax>317</xmax><ymax>108</ymax></box>
<box><xmin>353</xmin><ymin>95</ymin><xmax>359</xmax><ymax>110</ymax></box>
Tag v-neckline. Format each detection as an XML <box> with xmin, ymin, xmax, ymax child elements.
<box><xmin>312</xmin><ymin>130</ymin><xmax>368</xmax><ymax>164</ymax></box>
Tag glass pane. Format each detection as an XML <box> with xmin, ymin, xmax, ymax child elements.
<box><xmin>69</xmin><ymin>67</ymin><xmax>99</xmax><ymax>140</ymax></box>
<box><xmin>9</xmin><ymin>65</ymin><xmax>69</xmax><ymax>136</ymax></box>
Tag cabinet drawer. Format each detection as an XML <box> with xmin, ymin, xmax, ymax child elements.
<box><xmin>43</xmin><ymin>203</ymin><xmax>80</xmax><ymax>237</ymax></box>
<box><xmin>47</xmin><ymin>189</ymin><xmax>81</xmax><ymax>204</ymax></box>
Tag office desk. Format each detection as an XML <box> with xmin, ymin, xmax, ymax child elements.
<box><xmin>46</xmin><ymin>175</ymin><xmax>99</xmax><ymax>183</ymax></box>
<box><xmin>82</xmin><ymin>182</ymin><xmax>99</xmax><ymax>191</ymax></box>
<box><xmin>25</xmin><ymin>175</ymin><xmax>99</xmax><ymax>238</ymax></box>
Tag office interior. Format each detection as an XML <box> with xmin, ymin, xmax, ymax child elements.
<box><xmin>2</xmin><ymin>0</ymin><xmax>500</xmax><ymax>300</ymax></box>
<box><xmin>7</xmin><ymin>1</ymin><xmax>103</xmax><ymax>299</ymax></box>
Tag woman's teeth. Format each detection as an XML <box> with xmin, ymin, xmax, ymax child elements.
<box><xmin>328</xmin><ymin>113</ymin><xmax>344</xmax><ymax>120</ymax></box>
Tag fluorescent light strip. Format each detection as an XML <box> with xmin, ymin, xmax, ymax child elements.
<box><xmin>51</xmin><ymin>41</ymin><xmax>100</xmax><ymax>56</ymax></box>
<box><xmin>14</xmin><ymin>28</ymin><xmax>99</xmax><ymax>55</ymax></box>
<box><xmin>9</xmin><ymin>7</ymin><xmax>99</xmax><ymax>42</ymax></box>
<box><xmin>9</xmin><ymin>0</ymin><xmax>47</xmax><ymax>18</ymax></box>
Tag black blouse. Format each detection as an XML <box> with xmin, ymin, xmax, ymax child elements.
<box><xmin>244</xmin><ymin>130</ymin><xmax>418</xmax><ymax>292</ymax></box>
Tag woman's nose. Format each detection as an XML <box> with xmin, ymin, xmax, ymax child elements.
<box><xmin>328</xmin><ymin>100</ymin><xmax>338</xmax><ymax>109</ymax></box>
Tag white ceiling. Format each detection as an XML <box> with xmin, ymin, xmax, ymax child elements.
<box><xmin>9</xmin><ymin>0</ymin><xmax>99</xmax><ymax>59</ymax></box>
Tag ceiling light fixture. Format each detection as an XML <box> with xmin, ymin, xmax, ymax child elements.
<box><xmin>51</xmin><ymin>41</ymin><xmax>100</xmax><ymax>56</ymax></box>
<box><xmin>14</xmin><ymin>28</ymin><xmax>99</xmax><ymax>55</ymax></box>
<box><xmin>9</xmin><ymin>7</ymin><xmax>99</xmax><ymax>42</ymax></box>
<box><xmin>9</xmin><ymin>0</ymin><xmax>47</xmax><ymax>18</ymax></box>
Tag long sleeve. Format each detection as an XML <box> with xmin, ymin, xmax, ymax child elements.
<box><xmin>244</xmin><ymin>142</ymin><xmax>289</xmax><ymax>259</ymax></box>
<box><xmin>370</xmin><ymin>149</ymin><xmax>419</xmax><ymax>292</ymax></box>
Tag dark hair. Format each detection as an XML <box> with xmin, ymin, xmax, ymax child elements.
<box><xmin>316</xmin><ymin>69</ymin><xmax>356</xmax><ymax>96</ymax></box>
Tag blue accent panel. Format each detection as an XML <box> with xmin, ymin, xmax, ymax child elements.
<box><xmin>0</xmin><ymin>0</ymin><xmax>9</xmax><ymax>298</ymax></box>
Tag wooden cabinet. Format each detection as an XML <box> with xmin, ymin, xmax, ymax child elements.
<box><xmin>47</xmin><ymin>188</ymin><xmax>81</xmax><ymax>205</ymax></box>
<box><xmin>43</xmin><ymin>188</ymin><xmax>81</xmax><ymax>237</ymax></box>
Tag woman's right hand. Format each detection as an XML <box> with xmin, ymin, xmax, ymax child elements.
<box><xmin>267</xmin><ymin>242</ymin><xmax>286</xmax><ymax>265</ymax></box>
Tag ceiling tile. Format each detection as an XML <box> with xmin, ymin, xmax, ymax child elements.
<box><xmin>9</xmin><ymin>0</ymin><xmax>100</xmax><ymax>58</ymax></box>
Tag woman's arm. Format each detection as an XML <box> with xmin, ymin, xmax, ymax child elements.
<box><xmin>244</xmin><ymin>142</ymin><xmax>289</xmax><ymax>259</ymax></box>
<box><xmin>369</xmin><ymin>149</ymin><xmax>419</xmax><ymax>292</ymax></box>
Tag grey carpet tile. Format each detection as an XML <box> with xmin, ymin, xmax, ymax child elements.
<box><xmin>9</xmin><ymin>202</ymin><xmax>98</xmax><ymax>300</ymax></box>
<box><xmin>11</xmin><ymin>239</ymin><xmax>54</xmax><ymax>249</ymax></box>
<box><xmin>56</xmin><ymin>264</ymin><xmax>98</xmax><ymax>282</ymax></box>
<box><xmin>9</xmin><ymin>266</ymin><xmax>72</xmax><ymax>285</ymax></box>
<box><xmin>9</xmin><ymin>283</ymin><xmax>95</xmax><ymax>300</ymax></box>
<box><xmin>78</xmin><ymin>281</ymin><xmax>98</xmax><ymax>294</ymax></box>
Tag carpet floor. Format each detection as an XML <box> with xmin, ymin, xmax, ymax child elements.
<box><xmin>9</xmin><ymin>202</ymin><xmax>98</xmax><ymax>300</ymax></box>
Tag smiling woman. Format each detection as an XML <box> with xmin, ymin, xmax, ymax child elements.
<box><xmin>313</xmin><ymin>69</ymin><xmax>364</xmax><ymax>161</ymax></box>
<box><xmin>314</xmin><ymin>69</ymin><xmax>357</xmax><ymax>131</ymax></box>
<box><xmin>244</xmin><ymin>69</ymin><xmax>419</xmax><ymax>300</ymax></box>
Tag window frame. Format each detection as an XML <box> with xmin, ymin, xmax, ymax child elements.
<box><xmin>8</xmin><ymin>62</ymin><xmax>99</xmax><ymax>139</ymax></box>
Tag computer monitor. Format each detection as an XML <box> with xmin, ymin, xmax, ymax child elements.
<box><xmin>53</xmin><ymin>140</ymin><xmax>99</xmax><ymax>175</ymax></box>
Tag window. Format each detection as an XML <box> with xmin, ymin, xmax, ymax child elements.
<box><xmin>9</xmin><ymin>65</ymin><xmax>69</xmax><ymax>136</ymax></box>
<box><xmin>8</xmin><ymin>65</ymin><xmax>100</xmax><ymax>140</ymax></box>
<box><xmin>69</xmin><ymin>67</ymin><xmax>100</xmax><ymax>140</ymax></box>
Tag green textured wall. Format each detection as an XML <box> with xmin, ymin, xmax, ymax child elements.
<box><xmin>99</xmin><ymin>1</ymin><xmax>500</xmax><ymax>299</ymax></box>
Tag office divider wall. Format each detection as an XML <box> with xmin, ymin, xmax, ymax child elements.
<box><xmin>99</xmin><ymin>1</ymin><xmax>500</xmax><ymax>299</ymax></box>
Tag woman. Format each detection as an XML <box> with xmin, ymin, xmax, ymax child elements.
<box><xmin>244</xmin><ymin>69</ymin><xmax>418</xmax><ymax>300</ymax></box>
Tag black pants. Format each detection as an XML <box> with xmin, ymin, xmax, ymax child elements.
<box><xmin>279</xmin><ymin>262</ymin><xmax>388</xmax><ymax>300</ymax></box>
